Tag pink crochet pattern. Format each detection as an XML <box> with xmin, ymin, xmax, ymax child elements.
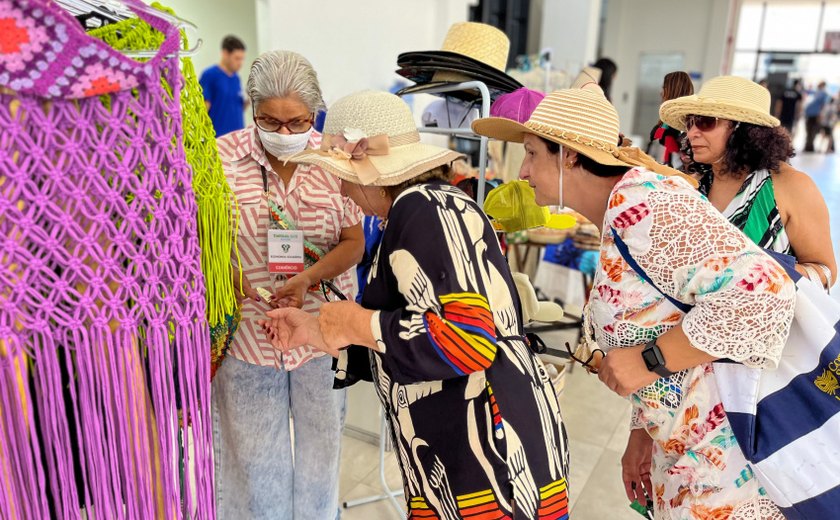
<box><xmin>0</xmin><ymin>0</ymin><xmax>213</xmax><ymax>518</ymax></box>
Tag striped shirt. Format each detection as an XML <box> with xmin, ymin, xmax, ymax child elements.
<box><xmin>218</xmin><ymin>126</ymin><xmax>363</xmax><ymax>370</ymax></box>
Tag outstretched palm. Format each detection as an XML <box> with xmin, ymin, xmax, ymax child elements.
<box><xmin>262</xmin><ymin>308</ymin><xmax>326</xmax><ymax>352</ymax></box>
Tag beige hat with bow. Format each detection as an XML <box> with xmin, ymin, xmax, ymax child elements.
<box><xmin>291</xmin><ymin>91</ymin><xmax>462</xmax><ymax>186</ymax></box>
<box><xmin>660</xmin><ymin>75</ymin><xmax>780</xmax><ymax>131</ymax></box>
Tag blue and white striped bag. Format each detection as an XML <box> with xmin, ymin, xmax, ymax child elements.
<box><xmin>612</xmin><ymin>230</ymin><xmax>840</xmax><ymax>519</ymax></box>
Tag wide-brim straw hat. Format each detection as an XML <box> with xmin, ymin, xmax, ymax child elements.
<box><xmin>396</xmin><ymin>22</ymin><xmax>522</xmax><ymax>98</ymax></box>
<box><xmin>569</xmin><ymin>66</ymin><xmax>602</xmax><ymax>90</ymax></box>
<box><xmin>472</xmin><ymin>88</ymin><xmax>633</xmax><ymax>167</ymax></box>
<box><xmin>660</xmin><ymin>75</ymin><xmax>780</xmax><ymax>131</ymax></box>
<box><xmin>290</xmin><ymin>91</ymin><xmax>462</xmax><ymax>187</ymax></box>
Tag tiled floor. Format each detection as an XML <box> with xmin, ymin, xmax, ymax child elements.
<box><xmin>336</xmin><ymin>151</ymin><xmax>839</xmax><ymax>519</ymax></box>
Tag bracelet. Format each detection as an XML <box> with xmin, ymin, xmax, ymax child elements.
<box><xmin>804</xmin><ymin>262</ymin><xmax>833</xmax><ymax>293</ymax></box>
<box><xmin>801</xmin><ymin>263</ymin><xmax>821</xmax><ymax>286</ymax></box>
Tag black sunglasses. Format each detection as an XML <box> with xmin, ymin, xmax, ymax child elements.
<box><xmin>564</xmin><ymin>341</ymin><xmax>605</xmax><ymax>374</ymax></box>
<box><xmin>684</xmin><ymin>114</ymin><xmax>720</xmax><ymax>132</ymax></box>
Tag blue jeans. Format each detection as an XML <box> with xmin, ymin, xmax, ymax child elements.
<box><xmin>212</xmin><ymin>355</ymin><xmax>345</xmax><ymax>519</ymax></box>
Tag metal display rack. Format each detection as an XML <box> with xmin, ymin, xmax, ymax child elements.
<box><xmin>403</xmin><ymin>80</ymin><xmax>493</xmax><ymax>206</ymax></box>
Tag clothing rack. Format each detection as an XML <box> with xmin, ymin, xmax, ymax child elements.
<box><xmin>400</xmin><ymin>80</ymin><xmax>493</xmax><ymax>206</ymax></box>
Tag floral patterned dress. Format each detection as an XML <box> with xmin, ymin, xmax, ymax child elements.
<box><xmin>586</xmin><ymin>168</ymin><xmax>796</xmax><ymax>520</ymax></box>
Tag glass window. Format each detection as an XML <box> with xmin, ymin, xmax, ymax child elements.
<box><xmin>820</xmin><ymin>5</ymin><xmax>840</xmax><ymax>51</ymax></box>
<box><xmin>760</xmin><ymin>2</ymin><xmax>822</xmax><ymax>51</ymax></box>
<box><xmin>732</xmin><ymin>51</ymin><xmax>759</xmax><ymax>80</ymax></box>
<box><xmin>736</xmin><ymin>3</ymin><xmax>764</xmax><ymax>50</ymax></box>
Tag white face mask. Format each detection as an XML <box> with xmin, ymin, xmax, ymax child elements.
<box><xmin>257</xmin><ymin>127</ymin><xmax>313</xmax><ymax>159</ymax></box>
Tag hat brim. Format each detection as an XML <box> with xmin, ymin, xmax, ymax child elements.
<box><xmin>398</xmin><ymin>50</ymin><xmax>507</xmax><ymax>74</ymax></box>
<box><xmin>292</xmin><ymin>143</ymin><xmax>464</xmax><ymax>187</ymax></box>
<box><xmin>396</xmin><ymin>81</ymin><xmax>514</xmax><ymax>103</ymax></box>
<box><xmin>659</xmin><ymin>96</ymin><xmax>781</xmax><ymax>131</ymax></box>
<box><xmin>472</xmin><ymin>117</ymin><xmax>634</xmax><ymax>168</ymax></box>
<box><xmin>396</xmin><ymin>65</ymin><xmax>522</xmax><ymax>91</ymax></box>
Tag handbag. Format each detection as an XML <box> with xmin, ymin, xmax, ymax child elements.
<box><xmin>611</xmin><ymin>228</ymin><xmax>840</xmax><ymax>520</ymax></box>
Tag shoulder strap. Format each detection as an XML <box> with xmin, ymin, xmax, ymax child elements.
<box><xmin>610</xmin><ymin>228</ymin><xmax>693</xmax><ymax>314</ymax></box>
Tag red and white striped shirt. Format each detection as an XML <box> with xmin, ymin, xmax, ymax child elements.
<box><xmin>218</xmin><ymin>126</ymin><xmax>363</xmax><ymax>370</ymax></box>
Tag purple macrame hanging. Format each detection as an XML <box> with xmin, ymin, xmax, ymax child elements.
<box><xmin>0</xmin><ymin>0</ymin><xmax>214</xmax><ymax>518</ymax></box>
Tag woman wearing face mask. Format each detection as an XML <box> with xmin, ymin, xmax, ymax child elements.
<box><xmin>213</xmin><ymin>50</ymin><xmax>364</xmax><ymax>519</ymax></box>
<box><xmin>473</xmin><ymin>88</ymin><xmax>797</xmax><ymax>519</ymax></box>
<box><xmin>663</xmin><ymin>76</ymin><xmax>836</xmax><ymax>289</ymax></box>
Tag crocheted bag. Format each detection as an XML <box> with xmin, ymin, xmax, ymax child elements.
<box><xmin>0</xmin><ymin>0</ymin><xmax>213</xmax><ymax>517</ymax></box>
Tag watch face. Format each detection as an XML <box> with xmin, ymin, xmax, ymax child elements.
<box><xmin>642</xmin><ymin>348</ymin><xmax>659</xmax><ymax>370</ymax></box>
<box><xmin>642</xmin><ymin>344</ymin><xmax>666</xmax><ymax>370</ymax></box>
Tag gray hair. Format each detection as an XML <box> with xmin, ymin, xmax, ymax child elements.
<box><xmin>247</xmin><ymin>50</ymin><xmax>325</xmax><ymax>112</ymax></box>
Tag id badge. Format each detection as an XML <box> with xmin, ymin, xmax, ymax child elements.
<box><xmin>268</xmin><ymin>229</ymin><xmax>305</xmax><ymax>274</ymax></box>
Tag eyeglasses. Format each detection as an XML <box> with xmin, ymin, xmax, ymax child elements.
<box><xmin>254</xmin><ymin>114</ymin><xmax>314</xmax><ymax>134</ymax></box>
<box><xmin>685</xmin><ymin>115</ymin><xmax>721</xmax><ymax>132</ymax></box>
<box><xmin>564</xmin><ymin>341</ymin><xmax>605</xmax><ymax>374</ymax></box>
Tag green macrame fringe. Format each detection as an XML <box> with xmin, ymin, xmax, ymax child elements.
<box><xmin>89</xmin><ymin>5</ymin><xmax>241</xmax><ymax>372</ymax></box>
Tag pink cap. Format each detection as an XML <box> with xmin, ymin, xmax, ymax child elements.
<box><xmin>490</xmin><ymin>88</ymin><xmax>546</xmax><ymax>123</ymax></box>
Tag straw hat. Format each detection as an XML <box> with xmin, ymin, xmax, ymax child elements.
<box><xmin>659</xmin><ymin>75</ymin><xmax>780</xmax><ymax>131</ymax></box>
<box><xmin>569</xmin><ymin>66</ymin><xmax>602</xmax><ymax>90</ymax></box>
<box><xmin>396</xmin><ymin>22</ymin><xmax>522</xmax><ymax>100</ymax></box>
<box><xmin>291</xmin><ymin>91</ymin><xmax>462</xmax><ymax>187</ymax></box>
<box><xmin>436</xmin><ymin>22</ymin><xmax>510</xmax><ymax>73</ymax></box>
<box><xmin>472</xmin><ymin>88</ymin><xmax>633</xmax><ymax>167</ymax></box>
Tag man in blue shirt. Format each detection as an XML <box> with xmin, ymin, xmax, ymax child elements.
<box><xmin>199</xmin><ymin>35</ymin><xmax>247</xmax><ymax>137</ymax></box>
<box><xmin>804</xmin><ymin>81</ymin><xmax>829</xmax><ymax>152</ymax></box>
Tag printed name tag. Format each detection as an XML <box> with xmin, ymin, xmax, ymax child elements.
<box><xmin>268</xmin><ymin>229</ymin><xmax>305</xmax><ymax>274</ymax></box>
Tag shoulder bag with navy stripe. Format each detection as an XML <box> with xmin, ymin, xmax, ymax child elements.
<box><xmin>612</xmin><ymin>228</ymin><xmax>840</xmax><ymax>520</ymax></box>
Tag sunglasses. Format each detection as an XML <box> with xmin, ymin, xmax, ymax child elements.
<box><xmin>684</xmin><ymin>115</ymin><xmax>721</xmax><ymax>132</ymax></box>
<box><xmin>564</xmin><ymin>341</ymin><xmax>605</xmax><ymax>374</ymax></box>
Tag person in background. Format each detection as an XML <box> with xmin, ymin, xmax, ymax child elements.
<box><xmin>213</xmin><ymin>50</ymin><xmax>364</xmax><ymax>519</ymax></box>
<box><xmin>804</xmin><ymin>81</ymin><xmax>830</xmax><ymax>152</ymax></box>
<box><xmin>646</xmin><ymin>71</ymin><xmax>694</xmax><ymax>167</ymax></box>
<box><xmin>200</xmin><ymin>35</ymin><xmax>248</xmax><ymax>137</ymax></box>
<box><xmin>774</xmin><ymin>78</ymin><xmax>803</xmax><ymax>135</ymax></box>
<box><xmin>819</xmin><ymin>95</ymin><xmax>837</xmax><ymax>153</ymax></box>
<box><xmin>663</xmin><ymin>75</ymin><xmax>836</xmax><ymax>289</ymax></box>
<box><xmin>593</xmin><ymin>57</ymin><xmax>618</xmax><ymax>102</ymax></box>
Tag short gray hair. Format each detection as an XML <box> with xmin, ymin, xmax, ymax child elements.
<box><xmin>247</xmin><ymin>50</ymin><xmax>325</xmax><ymax>112</ymax></box>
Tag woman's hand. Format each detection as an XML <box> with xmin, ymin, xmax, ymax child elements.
<box><xmin>261</xmin><ymin>301</ymin><xmax>372</xmax><ymax>358</ymax></box>
<box><xmin>598</xmin><ymin>345</ymin><xmax>658</xmax><ymax>397</ymax></box>
<box><xmin>233</xmin><ymin>272</ymin><xmax>262</xmax><ymax>303</ymax></box>
<box><xmin>260</xmin><ymin>307</ymin><xmax>326</xmax><ymax>352</ymax></box>
<box><xmin>272</xmin><ymin>272</ymin><xmax>313</xmax><ymax>309</ymax></box>
<box><xmin>622</xmin><ymin>428</ymin><xmax>654</xmax><ymax>504</ymax></box>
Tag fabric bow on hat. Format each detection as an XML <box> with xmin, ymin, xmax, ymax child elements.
<box><xmin>322</xmin><ymin>129</ymin><xmax>390</xmax><ymax>185</ymax></box>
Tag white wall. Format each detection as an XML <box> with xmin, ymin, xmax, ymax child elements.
<box><xmin>541</xmin><ymin>0</ymin><xmax>602</xmax><ymax>77</ymax></box>
<box><xmin>600</xmin><ymin>0</ymin><xmax>734</xmax><ymax>134</ymax></box>
<box><xmin>165</xmin><ymin>0</ymin><xmax>259</xmax><ymax>79</ymax></box>
<box><xmin>257</xmin><ymin>0</ymin><xmax>474</xmax><ymax>105</ymax></box>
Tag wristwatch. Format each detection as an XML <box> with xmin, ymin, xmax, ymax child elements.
<box><xmin>642</xmin><ymin>340</ymin><xmax>674</xmax><ymax>378</ymax></box>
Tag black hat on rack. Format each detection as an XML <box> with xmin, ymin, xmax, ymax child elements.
<box><xmin>395</xmin><ymin>22</ymin><xmax>523</xmax><ymax>102</ymax></box>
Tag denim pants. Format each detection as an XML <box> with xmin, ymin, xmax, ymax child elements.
<box><xmin>212</xmin><ymin>355</ymin><xmax>346</xmax><ymax>519</ymax></box>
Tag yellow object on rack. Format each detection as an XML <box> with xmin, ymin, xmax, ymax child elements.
<box><xmin>484</xmin><ymin>180</ymin><xmax>577</xmax><ymax>232</ymax></box>
<box><xmin>88</xmin><ymin>4</ymin><xmax>240</xmax><ymax>375</ymax></box>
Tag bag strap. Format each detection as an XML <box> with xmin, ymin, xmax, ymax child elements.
<box><xmin>610</xmin><ymin>228</ymin><xmax>693</xmax><ymax>314</ymax></box>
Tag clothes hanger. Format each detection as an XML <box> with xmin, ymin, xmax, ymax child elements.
<box><xmin>55</xmin><ymin>0</ymin><xmax>202</xmax><ymax>57</ymax></box>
